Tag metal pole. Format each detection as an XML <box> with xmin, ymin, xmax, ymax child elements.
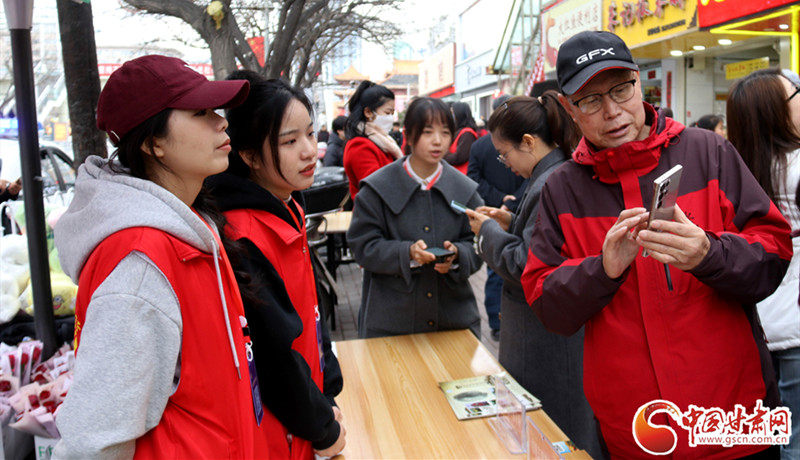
<box><xmin>4</xmin><ymin>0</ymin><xmax>58</xmax><ymax>359</ymax></box>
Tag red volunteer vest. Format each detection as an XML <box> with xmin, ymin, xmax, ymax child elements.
<box><xmin>225</xmin><ymin>207</ymin><xmax>323</xmax><ymax>460</ymax></box>
<box><xmin>449</xmin><ymin>127</ymin><xmax>477</xmax><ymax>174</ymax></box>
<box><xmin>74</xmin><ymin>227</ymin><xmax>271</xmax><ymax>459</ymax></box>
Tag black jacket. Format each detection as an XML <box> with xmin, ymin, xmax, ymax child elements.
<box><xmin>323</xmin><ymin>135</ymin><xmax>345</xmax><ymax>167</ymax></box>
<box><xmin>466</xmin><ymin>134</ymin><xmax>527</xmax><ymax>211</ymax></box>
<box><xmin>207</xmin><ymin>173</ymin><xmax>343</xmax><ymax>450</ymax></box>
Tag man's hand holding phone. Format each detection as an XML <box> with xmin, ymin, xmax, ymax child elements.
<box><xmin>636</xmin><ymin>204</ymin><xmax>710</xmax><ymax>271</ymax></box>
<box><xmin>602</xmin><ymin>207</ymin><xmax>649</xmax><ymax>280</ymax></box>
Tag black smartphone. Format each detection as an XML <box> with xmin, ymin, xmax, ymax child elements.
<box><xmin>426</xmin><ymin>247</ymin><xmax>455</xmax><ymax>263</ymax></box>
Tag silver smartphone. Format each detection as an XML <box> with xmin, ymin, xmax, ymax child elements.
<box><xmin>643</xmin><ymin>164</ymin><xmax>682</xmax><ymax>257</ymax></box>
<box><xmin>648</xmin><ymin>164</ymin><xmax>683</xmax><ymax>227</ymax></box>
<box><xmin>450</xmin><ymin>200</ymin><xmax>469</xmax><ymax>214</ymax></box>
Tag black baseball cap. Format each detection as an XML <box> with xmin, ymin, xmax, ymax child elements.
<box><xmin>556</xmin><ymin>31</ymin><xmax>639</xmax><ymax>95</ymax></box>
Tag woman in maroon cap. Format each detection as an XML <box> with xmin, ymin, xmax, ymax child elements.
<box><xmin>52</xmin><ymin>55</ymin><xmax>273</xmax><ymax>458</ymax></box>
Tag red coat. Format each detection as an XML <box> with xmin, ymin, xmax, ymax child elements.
<box><xmin>225</xmin><ymin>206</ymin><xmax>324</xmax><ymax>460</ymax></box>
<box><xmin>343</xmin><ymin>136</ymin><xmax>395</xmax><ymax>199</ymax></box>
<box><xmin>448</xmin><ymin>127</ymin><xmax>478</xmax><ymax>174</ymax></box>
<box><xmin>522</xmin><ymin>106</ymin><xmax>792</xmax><ymax>459</ymax></box>
<box><xmin>75</xmin><ymin>227</ymin><xmax>271</xmax><ymax>459</ymax></box>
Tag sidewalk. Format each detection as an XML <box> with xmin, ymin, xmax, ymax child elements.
<box><xmin>327</xmin><ymin>261</ymin><xmax>499</xmax><ymax>359</ymax></box>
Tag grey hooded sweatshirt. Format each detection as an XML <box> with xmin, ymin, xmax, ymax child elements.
<box><xmin>52</xmin><ymin>156</ymin><xmax>235</xmax><ymax>459</ymax></box>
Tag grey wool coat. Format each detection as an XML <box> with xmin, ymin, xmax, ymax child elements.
<box><xmin>475</xmin><ymin>148</ymin><xmax>602</xmax><ymax>459</ymax></box>
<box><xmin>347</xmin><ymin>158</ymin><xmax>484</xmax><ymax>339</ymax></box>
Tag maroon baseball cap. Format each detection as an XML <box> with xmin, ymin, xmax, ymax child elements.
<box><xmin>97</xmin><ymin>55</ymin><xmax>249</xmax><ymax>145</ymax></box>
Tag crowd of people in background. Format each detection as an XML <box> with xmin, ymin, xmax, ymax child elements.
<box><xmin>46</xmin><ymin>27</ymin><xmax>800</xmax><ymax>460</ymax></box>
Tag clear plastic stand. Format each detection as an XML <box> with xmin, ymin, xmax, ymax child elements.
<box><xmin>526</xmin><ymin>416</ymin><xmax>565</xmax><ymax>460</ymax></box>
<box><xmin>488</xmin><ymin>379</ymin><xmax>526</xmax><ymax>454</ymax></box>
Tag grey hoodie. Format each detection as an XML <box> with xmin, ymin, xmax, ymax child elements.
<box><xmin>52</xmin><ymin>156</ymin><xmax>235</xmax><ymax>459</ymax></box>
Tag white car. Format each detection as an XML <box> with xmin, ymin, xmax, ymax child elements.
<box><xmin>0</xmin><ymin>138</ymin><xmax>76</xmax><ymax>199</ymax></box>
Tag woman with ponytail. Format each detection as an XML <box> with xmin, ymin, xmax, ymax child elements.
<box><xmin>342</xmin><ymin>80</ymin><xmax>402</xmax><ymax>199</ymax></box>
<box><xmin>465</xmin><ymin>92</ymin><xmax>602</xmax><ymax>459</ymax></box>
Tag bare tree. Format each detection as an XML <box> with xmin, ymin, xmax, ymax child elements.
<box><xmin>56</xmin><ymin>0</ymin><xmax>107</xmax><ymax>166</ymax></box>
<box><xmin>119</xmin><ymin>0</ymin><xmax>402</xmax><ymax>85</ymax></box>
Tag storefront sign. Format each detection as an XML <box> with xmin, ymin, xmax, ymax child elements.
<box><xmin>724</xmin><ymin>57</ymin><xmax>769</xmax><ymax>80</ymax></box>
<box><xmin>603</xmin><ymin>0</ymin><xmax>697</xmax><ymax>47</ymax></box>
<box><xmin>419</xmin><ymin>44</ymin><xmax>455</xmax><ymax>96</ymax></box>
<box><xmin>542</xmin><ymin>0</ymin><xmax>603</xmax><ymax>74</ymax></box>
<box><xmin>455</xmin><ymin>49</ymin><xmax>497</xmax><ymax>93</ymax></box>
<box><xmin>698</xmin><ymin>0</ymin><xmax>797</xmax><ymax>28</ymax></box>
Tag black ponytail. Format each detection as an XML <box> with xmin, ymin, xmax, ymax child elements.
<box><xmin>344</xmin><ymin>80</ymin><xmax>394</xmax><ymax>140</ymax></box>
<box><xmin>488</xmin><ymin>91</ymin><xmax>580</xmax><ymax>152</ymax></box>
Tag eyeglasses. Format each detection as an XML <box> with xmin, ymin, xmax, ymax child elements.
<box><xmin>570</xmin><ymin>79</ymin><xmax>638</xmax><ymax>114</ymax></box>
<box><xmin>496</xmin><ymin>151</ymin><xmax>510</xmax><ymax>166</ymax></box>
<box><xmin>788</xmin><ymin>84</ymin><xmax>800</xmax><ymax>102</ymax></box>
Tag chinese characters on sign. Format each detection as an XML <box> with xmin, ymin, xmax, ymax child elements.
<box><xmin>725</xmin><ymin>57</ymin><xmax>770</xmax><ymax>80</ymax></box>
<box><xmin>543</xmin><ymin>0</ymin><xmax>603</xmax><ymax>72</ymax></box>
<box><xmin>608</xmin><ymin>0</ymin><xmax>686</xmax><ymax>32</ymax></box>
<box><xmin>554</xmin><ymin>3</ymin><xmax>603</xmax><ymax>40</ymax></box>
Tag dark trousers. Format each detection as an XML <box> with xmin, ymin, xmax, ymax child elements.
<box><xmin>484</xmin><ymin>268</ymin><xmax>502</xmax><ymax>330</ymax></box>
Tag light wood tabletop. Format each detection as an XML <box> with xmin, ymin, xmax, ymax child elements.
<box><xmin>322</xmin><ymin>210</ymin><xmax>352</xmax><ymax>234</ymax></box>
<box><xmin>333</xmin><ymin>330</ymin><xmax>591</xmax><ymax>459</ymax></box>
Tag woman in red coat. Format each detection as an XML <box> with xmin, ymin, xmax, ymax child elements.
<box><xmin>342</xmin><ymin>80</ymin><xmax>403</xmax><ymax>199</ymax></box>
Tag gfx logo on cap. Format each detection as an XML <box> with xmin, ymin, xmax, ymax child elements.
<box><xmin>576</xmin><ymin>48</ymin><xmax>615</xmax><ymax>65</ymax></box>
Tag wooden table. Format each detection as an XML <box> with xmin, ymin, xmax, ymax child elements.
<box><xmin>322</xmin><ymin>210</ymin><xmax>352</xmax><ymax>235</ymax></box>
<box><xmin>333</xmin><ymin>330</ymin><xmax>591</xmax><ymax>459</ymax></box>
<box><xmin>321</xmin><ymin>210</ymin><xmax>352</xmax><ymax>280</ymax></box>
<box><xmin>310</xmin><ymin>211</ymin><xmax>353</xmax><ymax>330</ymax></box>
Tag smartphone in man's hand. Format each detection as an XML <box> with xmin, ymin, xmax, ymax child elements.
<box><xmin>647</xmin><ymin>165</ymin><xmax>683</xmax><ymax>227</ymax></box>
<box><xmin>643</xmin><ymin>164</ymin><xmax>682</xmax><ymax>258</ymax></box>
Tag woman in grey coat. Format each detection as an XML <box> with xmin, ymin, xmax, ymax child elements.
<box><xmin>465</xmin><ymin>93</ymin><xmax>603</xmax><ymax>459</ymax></box>
<box><xmin>347</xmin><ymin>97</ymin><xmax>484</xmax><ymax>339</ymax></box>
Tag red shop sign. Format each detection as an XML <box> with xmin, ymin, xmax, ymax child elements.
<box><xmin>699</xmin><ymin>0</ymin><xmax>798</xmax><ymax>28</ymax></box>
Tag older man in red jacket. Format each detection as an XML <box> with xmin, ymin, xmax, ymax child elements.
<box><xmin>522</xmin><ymin>31</ymin><xmax>792</xmax><ymax>459</ymax></box>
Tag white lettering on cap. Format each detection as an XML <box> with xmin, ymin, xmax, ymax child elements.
<box><xmin>576</xmin><ymin>48</ymin><xmax>615</xmax><ymax>65</ymax></box>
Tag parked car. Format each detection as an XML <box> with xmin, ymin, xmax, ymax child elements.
<box><xmin>0</xmin><ymin>139</ymin><xmax>75</xmax><ymax>199</ymax></box>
